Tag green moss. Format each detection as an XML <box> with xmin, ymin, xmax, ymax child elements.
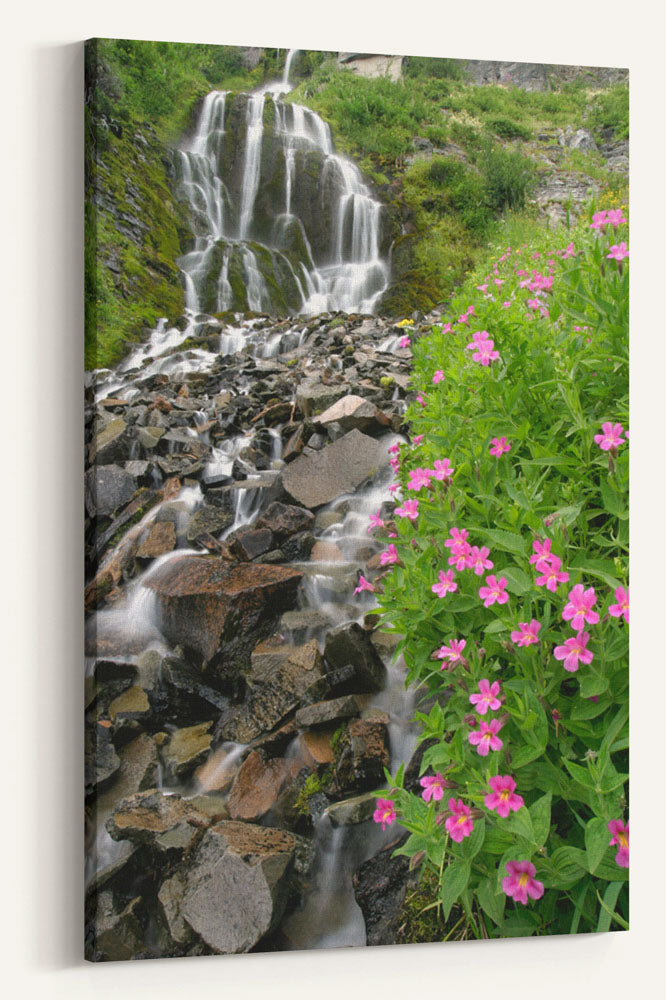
<box><xmin>293</xmin><ymin>769</ymin><xmax>332</xmax><ymax>815</ymax></box>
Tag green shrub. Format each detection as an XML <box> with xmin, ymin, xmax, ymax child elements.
<box><xmin>487</xmin><ymin>116</ymin><xmax>532</xmax><ymax>141</ymax></box>
<box><xmin>478</xmin><ymin>141</ymin><xmax>537</xmax><ymax>213</ymax></box>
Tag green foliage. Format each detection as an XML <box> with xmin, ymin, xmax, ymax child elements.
<box><xmin>487</xmin><ymin>116</ymin><xmax>532</xmax><ymax>141</ymax></box>
<box><xmin>587</xmin><ymin>84</ymin><xmax>629</xmax><ymax>141</ymax></box>
<box><xmin>476</xmin><ymin>140</ymin><xmax>537</xmax><ymax>213</ymax></box>
<box><xmin>374</xmin><ymin>207</ymin><xmax>629</xmax><ymax>938</ymax></box>
<box><xmin>405</xmin><ymin>56</ymin><xmax>465</xmax><ymax>81</ymax></box>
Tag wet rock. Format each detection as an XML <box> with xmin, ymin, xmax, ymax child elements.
<box><xmin>107</xmin><ymin>789</ymin><xmax>210</xmax><ymax>851</ymax></box>
<box><xmin>179</xmin><ymin>822</ymin><xmax>301</xmax><ymax>953</ymax></box>
<box><xmin>227</xmin><ymin>751</ymin><xmax>304</xmax><ymax>822</ymax></box>
<box><xmin>85</xmin><ymin>722</ymin><xmax>120</xmax><ymax>796</ymax></box>
<box><xmin>185</xmin><ymin>504</ymin><xmax>233</xmax><ymax>542</ymax></box>
<box><xmin>299</xmin><ymin>727</ymin><xmax>336</xmax><ymax>768</ymax></box>
<box><xmin>353</xmin><ymin>835</ymin><xmax>417</xmax><ymax>946</ymax></box>
<box><xmin>295</xmin><ymin>380</ymin><xmax>349</xmax><ymax>418</ymax></box>
<box><xmin>280</xmin><ymin>531</ymin><xmax>315</xmax><ymax>561</ymax></box>
<box><xmin>90</xmin><ymin>891</ymin><xmax>145</xmax><ymax>962</ymax></box>
<box><xmin>230</xmin><ymin>526</ymin><xmax>273</xmax><ymax>561</ymax></box>
<box><xmin>108</xmin><ymin>685</ymin><xmax>152</xmax><ymax>733</ymax></box>
<box><xmin>154</xmin><ymin>656</ymin><xmax>229</xmax><ymax>724</ymax></box>
<box><xmin>310</xmin><ymin>540</ymin><xmax>344</xmax><ymax>562</ymax></box>
<box><xmin>325</xmin><ymin>791</ymin><xmax>377</xmax><ymax>827</ymax></box>
<box><xmin>279</xmin><ymin>608</ymin><xmax>331</xmax><ymax>642</ymax></box>
<box><xmin>162</xmin><ymin>722</ymin><xmax>214</xmax><ymax>780</ymax></box>
<box><xmin>255</xmin><ymin>501</ymin><xmax>315</xmax><ymax>541</ymax></box>
<box><xmin>295</xmin><ymin>695</ymin><xmax>361</xmax><ymax>728</ymax></box>
<box><xmin>85</xmin><ymin>464</ymin><xmax>137</xmax><ymax>518</ymax></box>
<box><xmin>324</xmin><ymin>622</ymin><xmax>387</xmax><ymax>693</ymax></box>
<box><xmin>145</xmin><ymin>555</ymin><xmax>302</xmax><ymax>671</ymax></box>
<box><xmin>335</xmin><ymin>718</ymin><xmax>390</xmax><ymax>792</ymax></box>
<box><xmin>136</xmin><ymin>520</ymin><xmax>176</xmax><ymax>559</ymax></box>
<box><xmin>282</xmin><ymin>429</ymin><xmax>390</xmax><ymax>509</ymax></box>
<box><xmin>89</xmin><ymin>417</ymin><xmax>129</xmax><ymax>464</ymax></box>
<box><xmin>158</xmin><ymin>872</ymin><xmax>195</xmax><ymax>948</ymax></box>
<box><xmin>136</xmin><ymin>425</ymin><xmax>164</xmax><ymax>450</ymax></box>
<box><xmin>314</xmin><ymin>394</ymin><xmax>390</xmax><ymax>434</ymax></box>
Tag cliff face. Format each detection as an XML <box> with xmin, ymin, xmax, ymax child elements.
<box><xmin>464</xmin><ymin>61</ymin><xmax>628</xmax><ymax>91</ymax></box>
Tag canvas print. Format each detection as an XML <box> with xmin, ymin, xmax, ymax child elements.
<box><xmin>84</xmin><ymin>40</ymin><xmax>629</xmax><ymax>961</ymax></box>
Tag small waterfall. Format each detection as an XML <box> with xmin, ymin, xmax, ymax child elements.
<box><xmin>239</xmin><ymin>94</ymin><xmax>266</xmax><ymax>240</ymax></box>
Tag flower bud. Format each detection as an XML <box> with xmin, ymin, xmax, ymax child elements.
<box><xmin>463</xmin><ymin>714</ymin><xmax>477</xmax><ymax>728</ymax></box>
<box><xmin>469</xmin><ymin>808</ymin><xmax>484</xmax><ymax>820</ymax></box>
<box><xmin>409</xmin><ymin>850</ymin><xmax>426</xmax><ymax>871</ymax></box>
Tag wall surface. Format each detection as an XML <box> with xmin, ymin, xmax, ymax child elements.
<box><xmin>4</xmin><ymin>1</ymin><xmax>664</xmax><ymax>997</ymax></box>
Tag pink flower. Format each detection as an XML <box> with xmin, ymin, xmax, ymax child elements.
<box><xmin>466</xmin><ymin>545</ymin><xmax>493</xmax><ymax>576</ymax></box>
<box><xmin>562</xmin><ymin>585</ymin><xmax>600</xmax><ymax>629</ymax></box>
<box><xmin>407</xmin><ymin>467</ymin><xmax>433</xmax><ymax>492</ymax></box>
<box><xmin>479</xmin><ymin>574</ymin><xmax>509</xmax><ymax>607</ymax></box>
<box><xmin>469</xmin><ymin>678</ymin><xmax>502</xmax><ymax>715</ymax></box>
<box><xmin>606</xmin><ymin>208</ymin><xmax>627</xmax><ymax>228</ymax></box>
<box><xmin>367</xmin><ymin>510</ymin><xmax>385</xmax><ymax>533</ymax></box>
<box><xmin>373</xmin><ymin>798</ymin><xmax>396</xmax><ymax>831</ymax></box>
<box><xmin>529</xmin><ymin>537</ymin><xmax>555</xmax><ymax>572</ymax></box>
<box><xmin>420</xmin><ymin>772</ymin><xmax>449</xmax><ymax>803</ymax></box>
<box><xmin>494</xmin><ymin>278</ymin><xmax>504</xmax><ymax>287</ymax></box>
<box><xmin>432</xmin><ymin>458</ymin><xmax>454</xmax><ymax>481</ymax></box>
<box><xmin>468</xmin><ymin>718</ymin><xmax>504</xmax><ymax>756</ymax></box>
<box><xmin>388</xmin><ymin>442</ymin><xmax>401</xmax><ymax>455</ymax></box>
<box><xmin>607</xmin><ymin>242</ymin><xmax>629</xmax><ymax>261</ymax></box>
<box><xmin>502</xmin><ymin>300</ymin><xmax>512</xmax><ymax>308</ymax></box>
<box><xmin>608</xmin><ymin>819</ymin><xmax>629</xmax><ymax>868</ymax></box>
<box><xmin>484</xmin><ymin>775</ymin><xmax>524</xmax><ymax>818</ymax></box>
<box><xmin>471</xmin><ymin>338</ymin><xmax>500</xmax><ymax>366</ymax></box>
<box><xmin>553</xmin><ymin>630</ymin><xmax>593</xmax><ymax>672</ymax></box>
<box><xmin>608</xmin><ymin>586</ymin><xmax>629</xmax><ymax>623</ymax></box>
<box><xmin>590</xmin><ymin>210</ymin><xmax>608</xmax><ymax>230</ymax></box>
<box><xmin>445</xmin><ymin>798</ymin><xmax>474</xmax><ymax>842</ymax></box>
<box><xmin>389</xmin><ymin>457</ymin><xmax>400</xmax><ymax>473</ymax></box>
<box><xmin>380</xmin><ymin>544</ymin><xmax>400</xmax><ymax>567</ymax></box>
<box><xmin>535</xmin><ymin>555</ymin><xmax>570</xmax><ymax>592</ymax></box>
<box><xmin>412</xmin><ymin>434</ymin><xmax>424</xmax><ymax>446</ymax></box>
<box><xmin>433</xmin><ymin>370</ymin><xmax>445</xmax><ymax>384</ymax></box>
<box><xmin>398</xmin><ymin>335</ymin><xmax>411</xmax><ymax>348</ymax></box>
<box><xmin>489</xmin><ymin>436</ymin><xmax>511</xmax><ymax>457</ymax></box>
<box><xmin>416</xmin><ymin>393</ymin><xmax>427</xmax><ymax>408</ymax></box>
<box><xmin>510</xmin><ymin>619</ymin><xmax>541</xmax><ymax>647</ymax></box>
<box><xmin>466</xmin><ymin>330</ymin><xmax>492</xmax><ymax>350</ymax></box>
<box><xmin>476</xmin><ymin>283</ymin><xmax>488</xmax><ymax>293</ymax></box>
<box><xmin>387</xmin><ymin>482</ymin><xmax>400</xmax><ymax>495</ymax></box>
<box><xmin>594</xmin><ymin>422</ymin><xmax>626</xmax><ymax>451</ymax></box>
<box><xmin>458</xmin><ymin>312</ymin><xmax>469</xmax><ymax>324</ymax></box>
<box><xmin>353</xmin><ymin>574</ymin><xmax>376</xmax><ymax>596</ymax></box>
<box><xmin>445</xmin><ymin>527</ymin><xmax>471</xmax><ymax>570</ymax></box>
<box><xmin>432</xmin><ymin>569</ymin><xmax>458</xmax><ymax>598</ymax></box>
<box><xmin>502</xmin><ymin>861</ymin><xmax>544</xmax><ymax>905</ymax></box>
<box><xmin>436</xmin><ymin>638</ymin><xmax>467</xmax><ymax>667</ymax></box>
<box><xmin>395</xmin><ymin>499</ymin><xmax>419</xmax><ymax>521</ymax></box>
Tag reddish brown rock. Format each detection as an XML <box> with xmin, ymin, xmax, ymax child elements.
<box><xmin>314</xmin><ymin>394</ymin><xmax>390</xmax><ymax>434</ymax></box>
<box><xmin>136</xmin><ymin>520</ymin><xmax>176</xmax><ymax>559</ymax></box>
<box><xmin>311</xmin><ymin>540</ymin><xmax>344</xmax><ymax>562</ymax></box>
<box><xmin>145</xmin><ymin>555</ymin><xmax>302</xmax><ymax>668</ymax></box>
<box><xmin>335</xmin><ymin>718</ymin><xmax>390</xmax><ymax>792</ymax></box>
<box><xmin>227</xmin><ymin>752</ymin><xmax>304</xmax><ymax>822</ymax></box>
<box><xmin>299</xmin><ymin>727</ymin><xmax>336</xmax><ymax>767</ymax></box>
<box><xmin>255</xmin><ymin>502</ymin><xmax>315</xmax><ymax>541</ymax></box>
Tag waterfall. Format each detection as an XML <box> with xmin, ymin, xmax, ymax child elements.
<box><xmin>173</xmin><ymin>69</ymin><xmax>390</xmax><ymax>321</ymax></box>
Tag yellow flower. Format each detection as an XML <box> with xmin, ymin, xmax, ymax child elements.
<box><xmin>396</xmin><ymin>318</ymin><xmax>415</xmax><ymax>328</ymax></box>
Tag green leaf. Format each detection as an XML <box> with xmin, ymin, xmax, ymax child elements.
<box><xmin>461</xmin><ymin>818</ymin><xmax>485</xmax><ymax>860</ymax></box>
<box><xmin>474</xmin><ymin>527</ymin><xmax>527</xmax><ymax>556</ymax></box>
<box><xmin>476</xmin><ymin>876</ymin><xmax>506</xmax><ymax>926</ymax></box>
<box><xmin>440</xmin><ymin>859</ymin><xmax>470</xmax><ymax>921</ymax></box>
<box><xmin>579</xmin><ymin>672</ymin><xmax>610</xmax><ymax>698</ymax></box>
<box><xmin>585</xmin><ymin>817</ymin><xmax>611</xmax><ymax>874</ymax></box>
<box><xmin>548</xmin><ymin>846</ymin><xmax>587</xmax><ymax>889</ymax></box>
<box><xmin>484</xmin><ymin>619</ymin><xmax>509</xmax><ymax>635</ymax></box>
<box><xmin>507</xmin><ymin>806</ymin><xmax>534</xmax><ymax>843</ymax></box>
<box><xmin>569</xmin><ymin>558</ymin><xmax>622</xmax><ymax>591</ymax></box>
<box><xmin>501</xmin><ymin>566</ymin><xmax>532</xmax><ymax>596</ymax></box>
<box><xmin>599</xmin><ymin>479</ymin><xmax>627</xmax><ymax>519</ymax></box>
<box><xmin>529</xmin><ymin>792</ymin><xmax>552</xmax><ymax>847</ymax></box>
<box><xmin>564</xmin><ymin>759</ymin><xmax>595</xmax><ymax>789</ymax></box>
<box><xmin>596</xmin><ymin>882</ymin><xmax>624</xmax><ymax>933</ymax></box>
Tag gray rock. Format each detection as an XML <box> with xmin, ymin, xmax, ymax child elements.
<box><xmin>314</xmin><ymin>394</ymin><xmax>390</xmax><ymax>434</ymax></box>
<box><xmin>89</xmin><ymin>417</ymin><xmax>128</xmax><ymax>464</ymax></box>
<box><xmin>324</xmin><ymin>622</ymin><xmax>387</xmax><ymax>693</ymax></box>
<box><xmin>282</xmin><ymin>428</ymin><xmax>390</xmax><ymax>509</ymax></box>
<box><xmin>325</xmin><ymin>791</ymin><xmax>377</xmax><ymax>827</ymax></box>
<box><xmin>91</xmin><ymin>892</ymin><xmax>145</xmax><ymax>961</ymax></box>
<box><xmin>162</xmin><ymin>722</ymin><xmax>214</xmax><ymax>780</ymax></box>
<box><xmin>295</xmin><ymin>379</ymin><xmax>349</xmax><ymax>417</ymax></box>
<box><xmin>295</xmin><ymin>695</ymin><xmax>361</xmax><ymax>728</ymax></box>
<box><xmin>85</xmin><ymin>465</ymin><xmax>137</xmax><ymax>518</ymax></box>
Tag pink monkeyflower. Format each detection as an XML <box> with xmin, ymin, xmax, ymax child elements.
<box><xmin>502</xmin><ymin>861</ymin><xmax>544</xmax><ymax>905</ymax></box>
<box><xmin>416</xmin><ymin>393</ymin><xmax>427</xmax><ymax>408</ymax></box>
<box><xmin>432</xmin><ymin>458</ymin><xmax>454</xmax><ymax>481</ymax></box>
<box><xmin>433</xmin><ymin>370</ymin><xmax>445</xmax><ymax>384</ymax></box>
<box><xmin>407</xmin><ymin>467</ymin><xmax>433</xmax><ymax>492</ymax></box>
<box><xmin>395</xmin><ymin>499</ymin><xmax>419</xmax><ymax>521</ymax></box>
<box><xmin>510</xmin><ymin>619</ymin><xmax>541</xmax><ymax>647</ymax></box>
<box><xmin>387</xmin><ymin>482</ymin><xmax>400</xmax><ymax>495</ymax></box>
<box><xmin>420</xmin><ymin>772</ymin><xmax>450</xmax><ymax>804</ymax></box>
<box><xmin>562</xmin><ymin>584</ymin><xmax>600</xmax><ymax>629</ymax></box>
<box><xmin>398</xmin><ymin>335</ymin><xmax>411</xmax><ymax>349</ymax></box>
<box><xmin>608</xmin><ymin>586</ymin><xmax>629</xmax><ymax>623</ymax></box>
<box><xmin>388</xmin><ymin>442</ymin><xmax>401</xmax><ymax>455</ymax></box>
<box><xmin>380</xmin><ymin>544</ymin><xmax>400</xmax><ymax>567</ymax></box>
<box><xmin>436</xmin><ymin>638</ymin><xmax>467</xmax><ymax>667</ymax></box>
<box><xmin>389</xmin><ymin>457</ymin><xmax>400</xmax><ymax>473</ymax></box>
<box><xmin>476</xmin><ymin>283</ymin><xmax>488</xmax><ymax>293</ymax></box>
<box><xmin>444</xmin><ymin>798</ymin><xmax>474</xmax><ymax>842</ymax></box>
<box><xmin>445</xmin><ymin>527</ymin><xmax>471</xmax><ymax>570</ymax></box>
<box><xmin>469</xmin><ymin>678</ymin><xmax>502</xmax><ymax>715</ymax></box>
<box><xmin>412</xmin><ymin>434</ymin><xmax>424</xmax><ymax>446</ymax></box>
<box><xmin>562</xmin><ymin>241</ymin><xmax>576</xmax><ymax>259</ymax></box>
<box><xmin>458</xmin><ymin>312</ymin><xmax>470</xmax><ymax>324</ymax></box>
<box><xmin>471</xmin><ymin>338</ymin><xmax>500</xmax><ymax>366</ymax></box>
<box><xmin>494</xmin><ymin>278</ymin><xmax>505</xmax><ymax>287</ymax></box>
<box><xmin>468</xmin><ymin>718</ymin><xmax>504</xmax><ymax>756</ymax></box>
<box><xmin>367</xmin><ymin>510</ymin><xmax>385</xmax><ymax>533</ymax></box>
<box><xmin>535</xmin><ymin>555</ymin><xmax>570</xmax><ymax>592</ymax></box>
<box><xmin>466</xmin><ymin>330</ymin><xmax>492</xmax><ymax>351</ymax></box>
<box><xmin>607</xmin><ymin>242</ymin><xmax>629</xmax><ymax>261</ymax></box>
<box><xmin>489</xmin><ymin>436</ymin><xmax>511</xmax><ymax>457</ymax></box>
<box><xmin>373</xmin><ymin>798</ymin><xmax>396</xmax><ymax>831</ymax></box>
<box><xmin>606</xmin><ymin>208</ymin><xmax>627</xmax><ymax>228</ymax></box>
<box><xmin>553</xmin><ymin>630</ymin><xmax>593</xmax><ymax>672</ymax></box>
<box><xmin>432</xmin><ymin>569</ymin><xmax>458</xmax><ymax>598</ymax></box>
<box><xmin>608</xmin><ymin>819</ymin><xmax>629</xmax><ymax>868</ymax></box>
<box><xmin>479</xmin><ymin>574</ymin><xmax>509</xmax><ymax>608</ymax></box>
<box><xmin>527</xmin><ymin>298</ymin><xmax>541</xmax><ymax>311</ymax></box>
<box><xmin>353</xmin><ymin>574</ymin><xmax>376</xmax><ymax>596</ymax></box>
<box><xmin>441</xmin><ymin>323</ymin><xmax>452</xmax><ymax>334</ymax></box>
<box><xmin>502</xmin><ymin>300</ymin><xmax>512</xmax><ymax>308</ymax></box>
<box><xmin>590</xmin><ymin>210</ymin><xmax>608</xmax><ymax>230</ymax></box>
<box><xmin>484</xmin><ymin>775</ymin><xmax>524</xmax><ymax>818</ymax></box>
<box><xmin>529</xmin><ymin>537</ymin><xmax>555</xmax><ymax>572</ymax></box>
<box><xmin>594</xmin><ymin>422</ymin><xmax>626</xmax><ymax>451</ymax></box>
<box><xmin>466</xmin><ymin>305</ymin><xmax>475</xmax><ymax>316</ymax></box>
<box><xmin>466</xmin><ymin>545</ymin><xmax>493</xmax><ymax>576</ymax></box>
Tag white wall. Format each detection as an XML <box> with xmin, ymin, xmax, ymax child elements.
<box><xmin>4</xmin><ymin>1</ymin><xmax>664</xmax><ymax>997</ymax></box>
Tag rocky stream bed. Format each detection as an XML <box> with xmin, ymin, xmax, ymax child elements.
<box><xmin>84</xmin><ymin>308</ymin><xmax>441</xmax><ymax>960</ymax></box>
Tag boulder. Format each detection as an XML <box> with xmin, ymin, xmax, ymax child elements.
<box><xmin>314</xmin><ymin>394</ymin><xmax>390</xmax><ymax>434</ymax></box>
<box><xmin>230</xmin><ymin>526</ymin><xmax>274</xmax><ymax>561</ymax></box>
<box><xmin>90</xmin><ymin>892</ymin><xmax>145</xmax><ymax>962</ymax></box>
<box><xmin>255</xmin><ymin>501</ymin><xmax>315</xmax><ymax>541</ymax></box>
<box><xmin>162</xmin><ymin>723</ymin><xmax>214</xmax><ymax>780</ymax></box>
<box><xmin>294</xmin><ymin>695</ymin><xmax>361</xmax><ymax>728</ymax></box>
<box><xmin>145</xmin><ymin>555</ymin><xmax>302</xmax><ymax>672</ymax></box>
<box><xmin>324</xmin><ymin>622</ymin><xmax>387</xmax><ymax>693</ymax></box>
<box><xmin>299</xmin><ymin>728</ymin><xmax>336</xmax><ymax>768</ymax></box>
<box><xmin>85</xmin><ymin>464</ymin><xmax>137</xmax><ymax>518</ymax></box>
<box><xmin>89</xmin><ymin>417</ymin><xmax>129</xmax><ymax>464</ymax></box>
<box><xmin>185</xmin><ymin>505</ymin><xmax>233</xmax><ymax>542</ymax></box>
<box><xmin>106</xmin><ymin>789</ymin><xmax>210</xmax><ymax>852</ymax></box>
<box><xmin>282</xmin><ymin>429</ymin><xmax>390</xmax><ymax>509</ymax></box>
<box><xmin>136</xmin><ymin>520</ymin><xmax>176</xmax><ymax>559</ymax></box>
<box><xmin>295</xmin><ymin>379</ymin><xmax>349</xmax><ymax>418</ymax></box>
<box><xmin>352</xmin><ymin>835</ymin><xmax>417</xmax><ymax>946</ymax></box>
<box><xmin>85</xmin><ymin>722</ymin><xmax>120</xmax><ymax>796</ymax></box>
<box><xmin>325</xmin><ymin>791</ymin><xmax>377</xmax><ymax>827</ymax></box>
<box><xmin>227</xmin><ymin>751</ymin><xmax>304</xmax><ymax>822</ymax></box>
<box><xmin>335</xmin><ymin>718</ymin><xmax>390</xmax><ymax>792</ymax></box>
<box><xmin>280</xmin><ymin>608</ymin><xmax>331</xmax><ymax>642</ymax></box>
<box><xmin>179</xmin><ymin>822</ymin><xmax>301</xmax><ymax>953</ymax></box>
